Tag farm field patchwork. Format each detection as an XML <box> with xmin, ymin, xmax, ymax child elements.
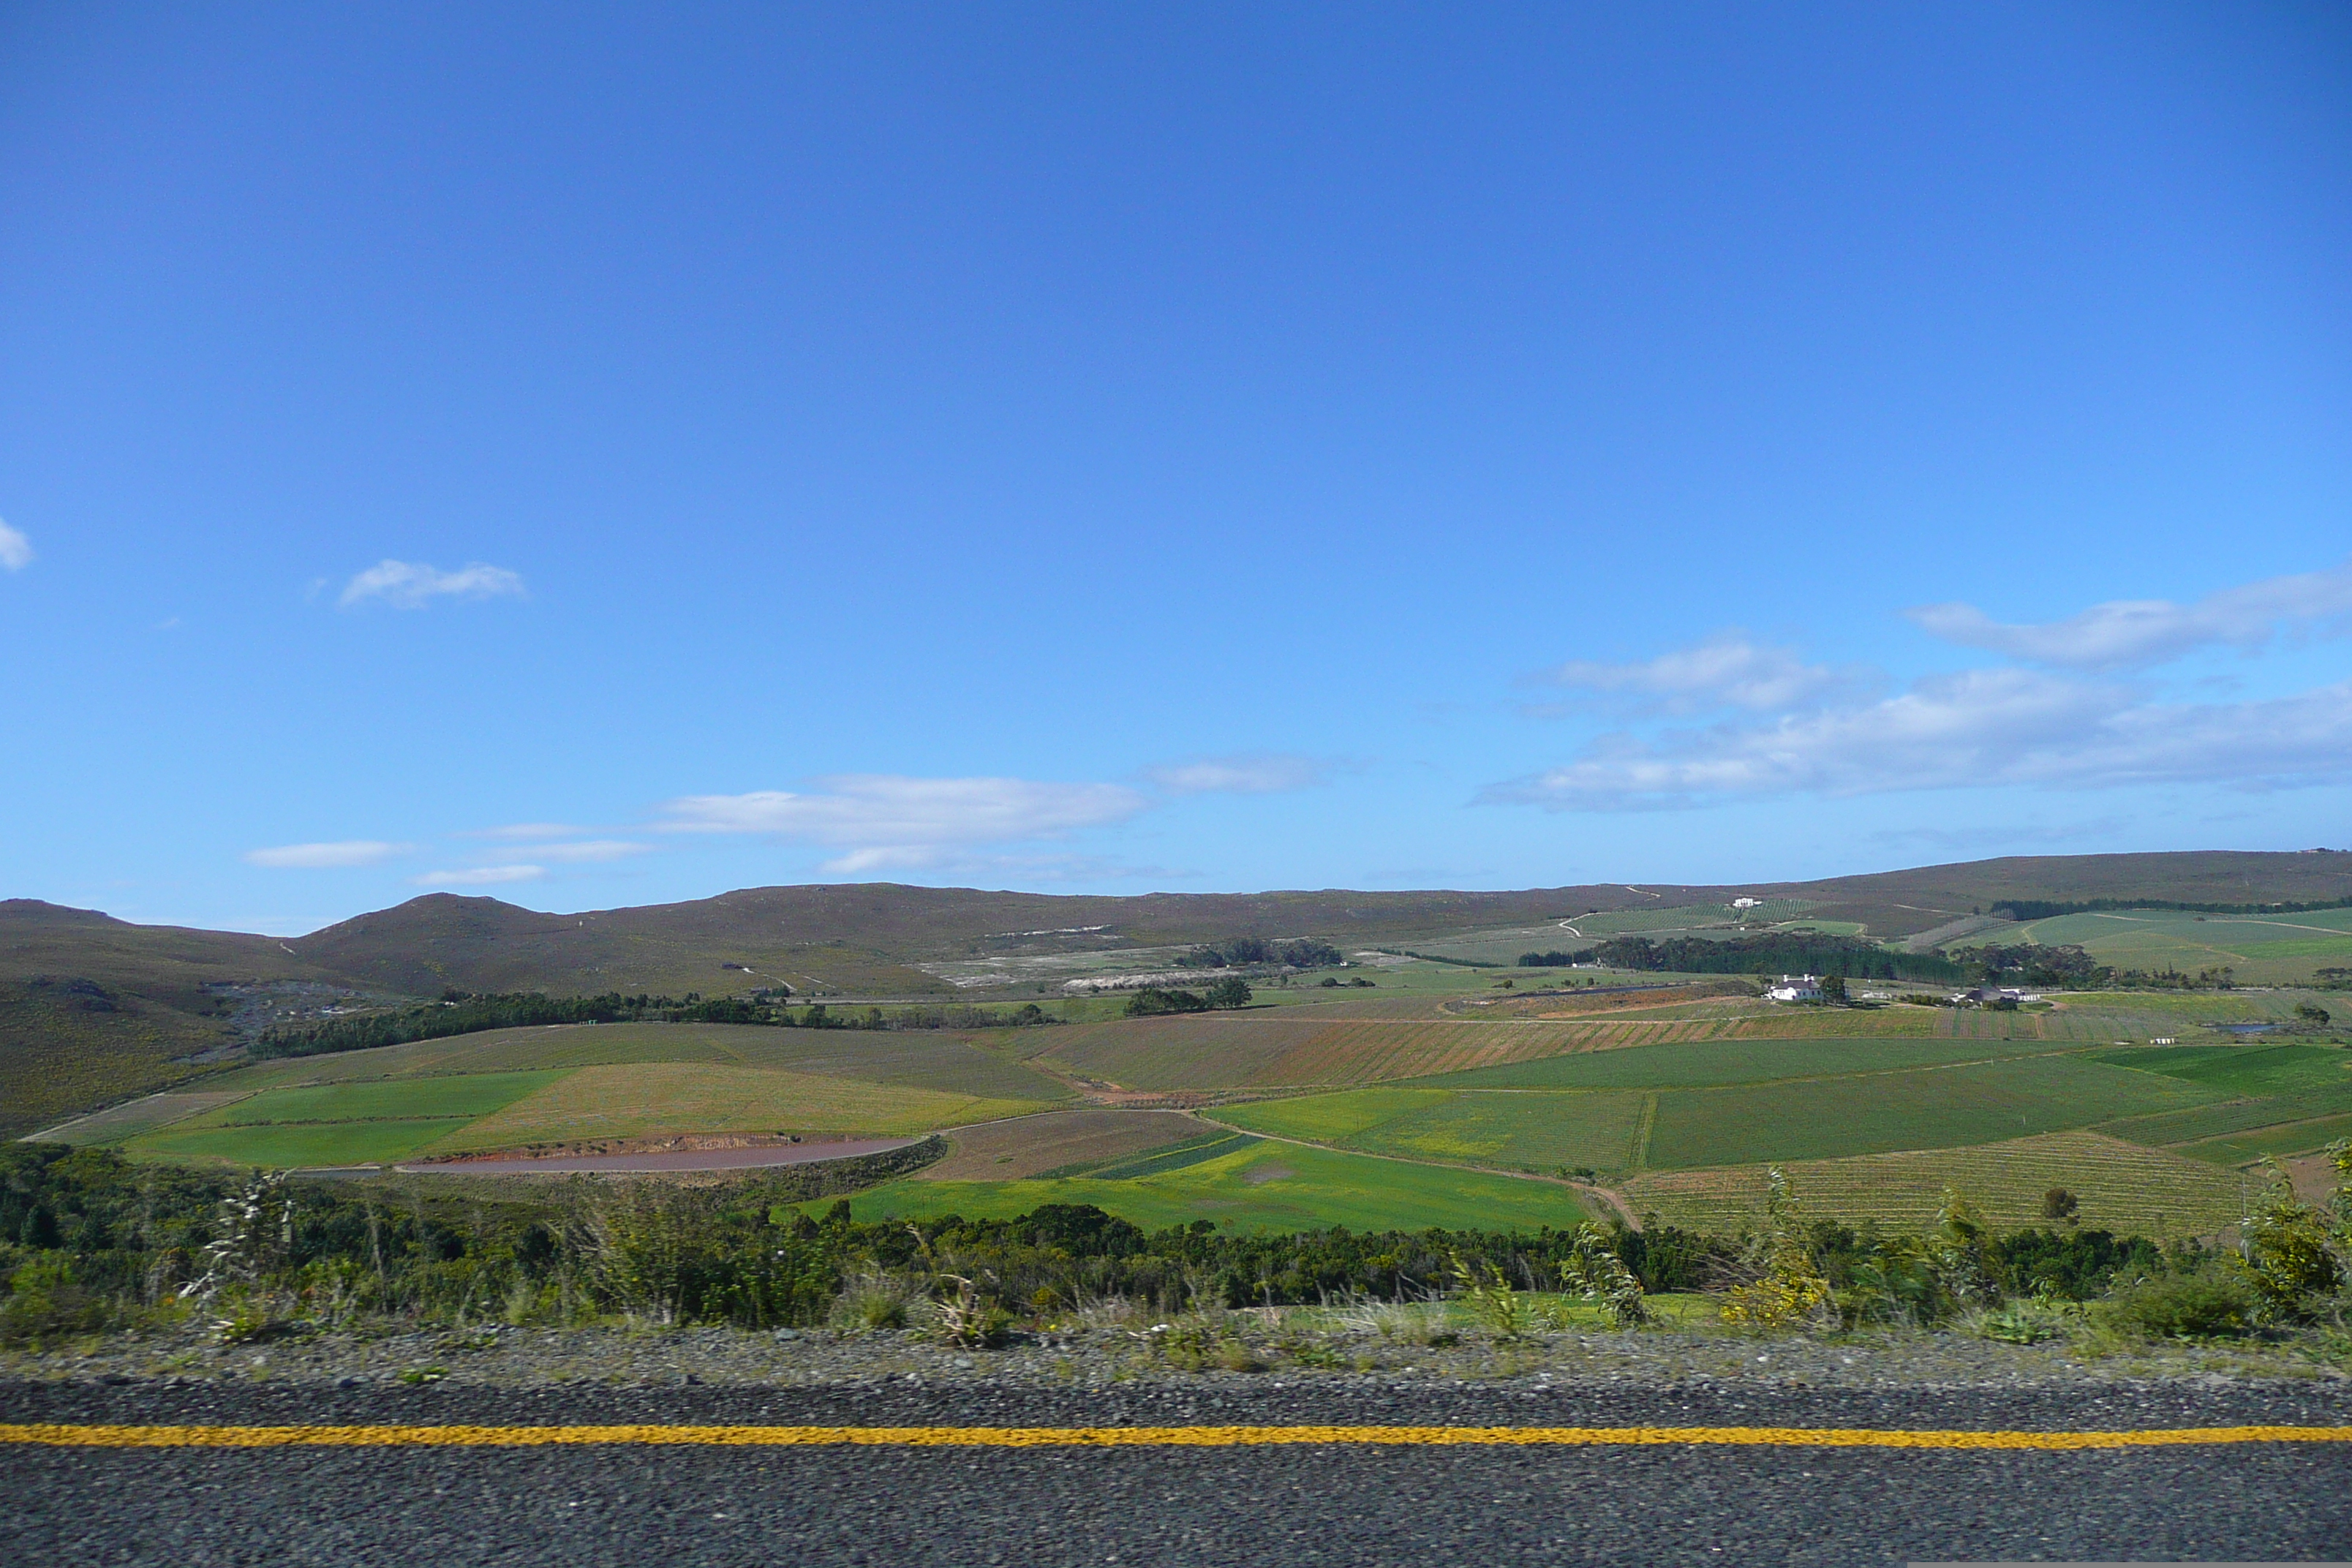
<box><xmin>1409</xmin><ymin>1036</ymin><xmax>2087</xmax><ymax>1090</ymax></box>
<box><xmin>1023</xmin><ymin>1014</ymin><xmax>1607</xmax><ymax>1090</ymax></box>
<box><xmin>31</xmin><ymin>1090</ymin><xmax>248</xmax><ymax>1145</ymax></box>
<box><xmin>1217</xmin><ymin>1088</ymin><xmax>1647</xmax><ymax>1174</ymax></box>
<box><xmin>2095</xmin><ymin>1092</ymin><xmax>2352</xmax><ymax>1150</ymax></box>
<box><xmin>1618</xmin><ymin>1131</ymin><xmax>2250</xmax><ymax>1236</ymax></box>
<box><xmin>206</xmin><ymin>1070</ymin><xmax>568</xmax><ymax>1126</ymax></box>
<box><xmin>1640</xmin><ymin>1053</ymin><xmax>2225</xmax><ymax>1169</ymax></box>
<box><xmin>111</xmin><ymin>1056</ymin><xmax>1049</xmax><ymax>1168</ymax></box>
<box><xmin>194</xmin><ymin>1022</ymin><xmax>1069</xmax><ymax>1103</ymax></box>
<box><xmin>126</xmin><ymin>1117</ymin><xmax>483</xmax><ymax>1169</ymax></box>
<box><xmin>2001</xmin><ymin>909</ymin><xmax>2352</xmax><ymax>984</ymax></box>
<box><xmin>2093</xmin><ymin>1041</ymin><xmax>2352</xmax><ymax>1096</ymax></box>
<box><xmin>827</xmin><ymin>1136</ymin><xmax>1594</xmax><ymax>1234</ymax></box>
<box><xmin>915</xmin><ymin>1108</ymin><xmax>1207</xmax><ymax>1180</ymax></box>
<box><xmin>116</xmin><ymin>1071</ymin><xmax>569</xmax><ymax>1167</ymax></box>
<box><xmin>2168</xmin><ymin>1112</ymin><xmax>2352</xmax><ymax>1167</ymax></box>
<box><xmin>428</xmin><ymin>1063</ymin><xmax>1046</xmax><ymax>1154</ymax></box>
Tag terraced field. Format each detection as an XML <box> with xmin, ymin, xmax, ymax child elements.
<box><xmin>1620</xmin><ymin>1131</ymin><xmax>2250</xmax><ymax>1236</ymax></box>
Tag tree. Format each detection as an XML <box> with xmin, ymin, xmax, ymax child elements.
<box><xmin>2040</xmin><ymin>1188</ymin><xmax>2078</xmax><ymax>1224</ymax></box>
<box><xmin>2296</xmin><ymin>1003</ymin><xmax>2332</xmax><ymax>1027</ymax></box>
<box><xmin>1205</xmin><ymin>977</ymin><xmax>1253</xmax><ymax>1010</ymax></box>
<box><xmin>1820</xmin><ymin>973</ymin><xmax>1848</xmax><ymax>1004</ymax></box>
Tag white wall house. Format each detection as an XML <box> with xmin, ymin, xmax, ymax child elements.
<box><xmin>1766</xmin><ymin>974</ymin><xmax>1822</xmax><ymax>1003</ymax></box>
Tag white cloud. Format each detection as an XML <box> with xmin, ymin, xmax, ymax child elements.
<box><xmin>818</xmin><ymin>846</ymin><xmax>1177</xmax><ymax>880</ymax></box>
<box><xmin>412</xmin><ymin>864</ymin><xmax>545</xmax><ymax>886</ymax></box>
<box><xmin>660</xmin><ymin>774</ymin><xmax>1149</xmax><ymax>868</ymax></box>
<box><xmin>1546</xmin><ymin>632</ymin><xmax>1867</xmax><ymax>712</ymax></box>
<box><xmin>0</xmin><ymin>519</ymin><xmax>31</xmax><ymax>571</ymax></box>
<box><xmin>1909</xmin><ymin>558</ymin><xmax>2352</xmax><ymax>670</ymax></box>
<box><xmin>246</xmin><ymin>840</ymin><xmax>410</xmax><ymax>869</ymax></box>
<box><xmin>339</xmin><ymin>559</ymin><xmax>526</xmax><ymax>610</ymax></box>
<box><xmin>1144</xmin><ymin>754</ymin><xmax>1328</xmax><ymax>795</ymax></box>
<box><xmin>532</xmin><ymin>840</ymin><xmax>651</xmax><ymax>863</ymax></box>
<box><xmin>1487</xmin><ymin>671</ymin><xmax>2352</xmax><ymax>810</ymax></box>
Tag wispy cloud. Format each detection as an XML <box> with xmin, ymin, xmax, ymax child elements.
<box><xmin>532</xmin><ymin>840</ymin><xmax>651</xmax><ymax>863</ymax></box>
<box><xmin>0</xmin><ymin>518</ymin><xmax>31</xmax><ymax>571</ymax></box>
<box><xmin>660</xmin><ymin>774</ymin><xmax>1149</xmax><ymax>870</ymax></box>
<box><xmin>339</xmin><ymin>559</ymin><xmax>526</xmax><ymax>610</ymax></box>
<box><xmin>462</xmin><ymin>823</ymin><xmax>586</xmax><ymax>841</ymax></box>
<box><xmin>412</xmin><ymin>864</ymin><xmax>545</xmax><ymax>886</ymax></box>
<box><xmin>1486</xmin><ymin>671</ymin><xmax>2352</xmax><ymax>810</ymax></box>
<box><xmin>1544</xmin><ymin>632</ymin><xmax>1872</xmax><ymax>713</ymax></box>
<box><xmin>816</xmin><ymin>846</ymin><xmax>1180</xmax><ymax>879</ymax></box>
<box><xmin>1908</xmin><ymin>558</ymin><xmax>2352</xmax><ymax>670</ymax></box>
<box><xmin>246</xmin><ymin>840</ymin><xmax>410</xmax><ymax>869</ymax></box>
<box><xmin>1143</xmin><ymin>753</ymin><xmax>1330</xmax><ymax>795</ymax></box>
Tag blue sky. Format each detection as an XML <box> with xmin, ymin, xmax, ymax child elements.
<box><xmin>3</xmin><ymin>4</ymin><xmax>2349</xmax><ymax>935</ymax></box>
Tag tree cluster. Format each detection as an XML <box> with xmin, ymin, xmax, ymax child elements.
<box><xmin>255</xmin><ymin>992</ymin><xmax>1061</xmax><ymax>1061</ymax></box>
<box><xmin>1580</xmin><ymin>934</ymin><xmax>1964</xmax><ymax>983</ymax></box>
<box><xmin>1945</xmin><ymin>943</ymin><xmax>2105</xmax><ymax>987</ymax></box>
<box><xmin>1173</xmin><ymin>938</ymin><xmax>1345</xmax><ymax>970</ymax></box>
<box><xmin>1123</xmin><ymin>979</ymin><xmax>1253</xmax><ymax>1016</ymax></box>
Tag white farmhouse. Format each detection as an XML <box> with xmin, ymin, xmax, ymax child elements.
<box><xmin>1765</xmin><ymin>974</ymin><xmax>1823</xmax><ymax>1003</ymax></box>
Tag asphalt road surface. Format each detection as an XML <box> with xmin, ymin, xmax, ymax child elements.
<box><xmin>6</xmin><ymin>1378</ymin><xmax>2350</xmax><ymax>1565</ymax></box>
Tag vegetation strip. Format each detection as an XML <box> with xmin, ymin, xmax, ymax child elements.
<box><xmin>7</xmin><ymin>1422</ymin><xmax>2352</xmax><ymax>1450</ymax></box>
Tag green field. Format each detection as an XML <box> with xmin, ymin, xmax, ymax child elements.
<box><xmin>116</xmin><ymin>1069</ymin><xmax>569</xmax><ymax>1168</ymax></box>
<box><xmin>1213</xmin><ymin>1047</ymin><xmax>2230</xmax><ymax>1177</ymax></box>
<box><xmin>827</xmin><ymin>1136</ymin><xmax>1593</xmax><ymax>1233</ymax></box>
<box><xmin>2095</xmin><ymin>1042</ymin><xmax>2352</xmax><ymax>1096</ymax></box>
<box><xmin>128</xmin><ymin>1118</ymin><xmax>483</xmax><ymax>1169</ymax></box>
<box><xmin>195</xmin><ymin>1022</ymin><xmax>1068</xmax><ymax>1103</ymax></box>
<box><xmin>1409</xmin><ymin>1035</ymin><xmax>2084</xmax><ymax>1090</ymax></box>
<box><xmin>1218</xmin><ymin>1088</ymin><xmax>1647</xmax><ymax>1173</ymax></box>
<box><xmin>2000</xmin><ymin>909</ymin><xmax>2352</xmax><ymax>984</ymax></box>
<box><xmin>206</xmin><ymin>1070</ymin><xmax>569</xmax><ymax>1126</ymax></box>
<box><xmin>99</xmin><ymin>1031</ymin><xmax>1056</xmax><ymax>1167</ymax></box>
<box><xmin>1642</xmin><ymin>1054</ymin><xmax>2222</xmax><ymax>1168</ymax></box>
<box><xmin>2168</xmin><ymin>1113</ymin><xmax>2352</xmax><ymax>1166</ymax></box>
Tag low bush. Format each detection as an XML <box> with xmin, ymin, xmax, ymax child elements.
<box><xmin>2100</xmin><ymin>1271</ymin><xmax>2258</xmax><ymax>1340</ymax></box>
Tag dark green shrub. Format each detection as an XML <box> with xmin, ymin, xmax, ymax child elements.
<box><xmin>2103</xmin><ymin>1272</ymin><xmax>2256</xmax><ymax>1339</ymax></box>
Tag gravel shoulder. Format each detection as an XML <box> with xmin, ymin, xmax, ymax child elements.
<box><xmin>7</xmin><ymin>1312</ymin><xmax>2351</xmax><ymax>1396</ymax></box>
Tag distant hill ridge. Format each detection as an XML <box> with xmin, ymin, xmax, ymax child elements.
<box><xmin>7</xmin><ymin>848</ymin><xmax>2351</xmax><ymax>1001</ymax></box>
<box><xmin>5</xmin><ymin>849</ymin><xmax>2351</xmax><ymax>1139</ymax></box>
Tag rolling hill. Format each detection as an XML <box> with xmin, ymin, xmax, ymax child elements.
<box><xmin>6</xmin><ymin>848</ymin><xmax>2350</xmax><ymax>1137</ymax></box>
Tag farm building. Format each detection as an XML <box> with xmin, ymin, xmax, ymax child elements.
<box><xmin>1765</xmin><ymin>975</ymin><xmax>1823</xmax><ymax>1003</ymax></box>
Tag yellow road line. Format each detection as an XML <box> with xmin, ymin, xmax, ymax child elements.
<box><xmin>5</xmin><ymin>1423</ymin><xmax>2351</xmax><ymax>1450</ymax></box>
